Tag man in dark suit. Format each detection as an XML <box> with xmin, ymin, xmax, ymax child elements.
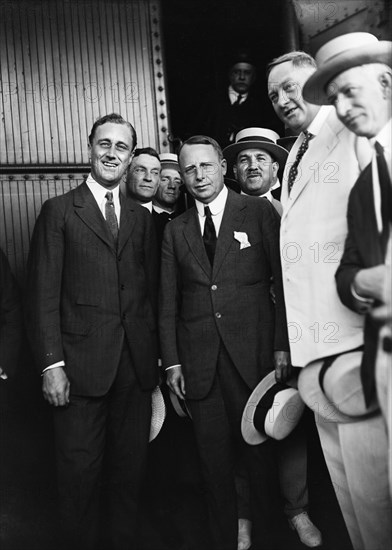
<box><xmin>0</xmin><ymin>248</ymin><xmax>21</xmax><ymax>381</ymax></box>
<box><xmin>159</xmin><ymin>135</ymin><xmax>290</xmax><ymax>550</ymax></box>
<box><xmin>302</xmin><ymin>32</ymin><xmax>392</xmax><ymax>549</ymax></box>
<box><xmin>25</xmin><ymin>113</ymin><xmax>159</xmax><ymax>550</ymax></box>
<box><xmin>190</xmin><ymin>51</ymin><xmax>269</xmax><ymax>149</ymax></box>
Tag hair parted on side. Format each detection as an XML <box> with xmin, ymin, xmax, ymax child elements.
<box><xmin>266</xmin><ymin>51</ymin><xmax>317</xmax><ymax>77</ymax></box>
<box><xmin>178</xmin><ymin>135</ymin><xmax>224</xmax><ymax>161</ymax></box>
<box><xmin>88</xmin><ymin>113</ymin><xmax>137</xmax><ymax>150</ymax></box>
<box><xmin>132</xmin><ymin>147</ymin><xmax>161</xmax><ymax>161</ymax></box>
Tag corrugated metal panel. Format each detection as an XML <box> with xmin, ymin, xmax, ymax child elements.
<box><xmin>0</xmin><ymin>0</ymin><xmax>170</xmax><ymax>166</ymax></box>
<box><xmin>0</xmin><ymin>173</ymin><xmax>85</xmax><ymax>281</ymax></box>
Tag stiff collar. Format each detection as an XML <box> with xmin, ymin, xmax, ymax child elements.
<box><xmin>306</xmin><ymin>105</ymin><xmax>333</xmax><ymax>137</ymax></box>
<box><xmin>86</xmin><ymin>174</ymin><xmax>120</xmax><ymax>202</ymax></box>
<box><xmin>195</xmin><ymin>185</ymin><xmax>228</xmax><ymax>217</ymax></box>
<box><xmin>241</xmin><ymin>189</ymin><xmax>273</xmax><ymax>202</ymax></box>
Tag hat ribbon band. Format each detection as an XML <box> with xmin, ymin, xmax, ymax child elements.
<box><xmin>253</xmin><ymin>382</ymin><xmax>289</xmax><ymax>434</ymax></box>
<box><xmin>237</xmin><ymin>136</ymin><xmax>275</xmax><ymax>144</ymax></box>
<box><xmin>318</xmin><ymin>345</ymin><xmax>364</xmax><ymax>394</ymax></box>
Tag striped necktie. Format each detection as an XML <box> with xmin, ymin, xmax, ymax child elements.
<box><xmin>105</xmin><ymin>191</ymin><xmax>118</xmax><ymax>242</ymax></box>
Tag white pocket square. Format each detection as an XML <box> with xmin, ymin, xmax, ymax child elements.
<box><xmin>234</xmin><ymin>231</ymin><xmax>251</xmax><ymax>250</ymax></box>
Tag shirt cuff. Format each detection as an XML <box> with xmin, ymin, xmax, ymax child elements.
<box><xmin>42</xmin><ymin>361</ymin><xmax>65</xmax><ymax>375</ymax></box>
<box><xmin>165</xmin><ymin>364</ymin><xmax>181</xmax><ymax>371</ymax></box>
<box><xmin>351</xmin><ymin>283</ymin><xmax>375</xmax><ymax>313</ymax></box>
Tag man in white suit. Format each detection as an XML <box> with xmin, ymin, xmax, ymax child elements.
<box><xmin>267</xmin><ymin>51</ymin><xmax>375</xmax><ymax>550</ymax></box>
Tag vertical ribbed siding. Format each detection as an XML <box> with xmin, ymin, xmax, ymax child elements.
<box><xmin>0</xmin><ymin>0</ymin><xmax>169</xmax><ymax>166</ymax></box>
<box><xmin>0</xmin><ymin>173</ymin><xmax>83</xmax><ymax>281</ymax></box>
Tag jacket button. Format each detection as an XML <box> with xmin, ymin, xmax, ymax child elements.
<box><xmin>211</xmin><ymin>284</ymin><xmax>217</xmax><ymax>291</ymax></box>
<box><xmin>120</xmin><ymin>284</ymin><xmax>125</xmax><ymax>290</ymax></box>
<box><xmin>215</xmin><ymin>312</ymin><xmax>221</xmax><ymax>319</ymax></box>
<box><xmin>122</xmin><ymin>313</ymin><xmax>127</xmax><ymax>320</ymax></box>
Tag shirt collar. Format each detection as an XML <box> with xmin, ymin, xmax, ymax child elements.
<box><xmin>153</xmin><ymin>204</ymin><xmax>174</xmax><ymax>215</ymax></box>
<box><xmin>86</xmin><ymin>173</ymin><xmax>120</xmax><ymax>201</ymax></box>
<box><xmin>195</xmin><ymin>185</ymin><xmax>228</xmax><ymax>217</ymax></box>
<box><xmin>370</xmin><ymin>118</ymin><xmax>392</xmax><ymax>150</ymax></box>
<box><xmin>240</xmin><ymin>189</ymin><xmax>273</xmax><ymax>202</ymax></box>
<box><xmin>140</xmin><ymin>201</ymin><xmax>153</xmax><ymax>213</ymax></box>
<box><xmin>306</xmin><ymin>105</ymin><xmax>333</xmax><ymax>137</ymax></box>
<box><xmin>228</xmin><ymin>85</ymin><xmax>248</xmax><ymax>103</ymax></box>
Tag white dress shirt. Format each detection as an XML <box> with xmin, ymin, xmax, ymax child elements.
<box><xmin>195</xmin><ymin>185</ymin><xmax>228</xmax><ymax>236</ymax></box>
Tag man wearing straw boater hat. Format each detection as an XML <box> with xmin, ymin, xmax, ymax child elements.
<box><xmin>224</xmin><ymin>128</ymin><xmax>321</xmax><ymax>549</ymax></box>
<box><xmin>299</xmin><ymin>32</ymin><xmax>392</xmax><ymax>550</ymax></box>
<box><xmin>266</xmin><ymin>44</ymin><xmax>374</xmax><ymax>550</ymax></box>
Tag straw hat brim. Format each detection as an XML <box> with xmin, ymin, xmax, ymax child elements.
<box><xmin>298</xmin><ymin>352</ymin><xmax>379</xmax><ymax>425</ymax></box>
<box><xmin>223</xmin><ymin>140</ymin><xmax>288</xmax><ymax>170</ymax></box>
<box><xmin>241</xmin><ymin>372</ymin><xmax>303</xmax><ymax>445</ymax></box>
<box><xmin>303</xmin><ymin>41</ymin><xmax>392</xmax><ymax>105</ymax></box>
<box><xmin>169</xmin><ymin>390</ymin><xmax>192</xmax><ymax>419</ymax></box>
<box><xmin>149</xmin><ymin>386</ymin><xmax>166</xmax><ymax>442</ymax></box>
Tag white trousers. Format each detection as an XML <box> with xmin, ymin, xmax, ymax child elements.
<box><xmin>316</xmin><ymin>414</ymin><xmax>392</xmax><ymax>550</ymax></box>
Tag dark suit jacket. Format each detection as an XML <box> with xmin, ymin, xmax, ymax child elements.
<box><xmin>159</xmin><ymin>189</ymin><xmax>289</xmax><ymax>400</ymax></box>
<box><xmin>0</xmin><ymin>249</ymin><xmax>22</xmax><ymax>376</ymax></box>
<box><xmin>25</xmin><ymin>182</ymin><xmax>159</xmax><ymax>396</ymax></box>
<box><xmin>191</xmin><ymin>90</ymin><xmax>266</xmax><ymax>149</ymax></box>
<box><xmin>335</xmin><ymin>163</ymin><xmax>388</xmax><ymax>404</ymax></box>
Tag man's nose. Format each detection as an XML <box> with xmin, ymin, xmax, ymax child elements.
<box><xmin>335</xmin><ymin>94</ymin><xmax>351</xmax><ymax>119</ymax></box>
<box><xmin>144</xmin><ymin>171</ymin><xmax>153</xmax><ymax>181</ymax></box>
<box><xmin>195</xmin><ymin>166</ymin><xmax>205</xmax><ymax>181</ymax></box>
<box><xmin>106</xmin><ymin>145</ymin><xmax>116</xmax><ymax>158</ymax></box>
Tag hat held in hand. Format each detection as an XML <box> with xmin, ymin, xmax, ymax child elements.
<box><xmin>241</xmin><ymin>371</ymin><xmax>305</xmax><ymax>445</ymax></box>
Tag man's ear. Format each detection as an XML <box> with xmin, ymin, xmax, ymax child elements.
<box><xmin>379</xmin><ymin>70</ymin><xmax>392</xmax><ymax>98</ymax></box>
<box><xmin>233</xmin><ymin>164</ymin><xmax>238</xmax><ymax>179</ymax></box>
<box><xmin>221</xmin><ymin>158</ymin><xmax>227</xmax><ymax>176</ymax></box>
<box><xmin>272</xmin><ymin>161</ymin><xmax>279</xmax><ymax>179</ymax></box>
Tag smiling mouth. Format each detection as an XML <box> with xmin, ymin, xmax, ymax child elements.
<box><xmin>284</xmin><ymin>107</ymin><xmax>297</xmax><ymax>117</ymax></box>
<box><xmin>102</xmin><ymin>161</ymin><xmax>118</xmax><ymax>168</ymax></box>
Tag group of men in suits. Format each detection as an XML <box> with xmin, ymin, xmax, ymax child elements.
<box><xmin>7</xmin><ymin>29</ymin><xmax>388</xmax><ymax>550</ymax></box>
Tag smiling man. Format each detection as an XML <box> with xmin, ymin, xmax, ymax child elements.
<box><xmin>159</xmin><ymin>134</ymin><xmax>290</xmax><ymax>550</ymax></box>
<box><xmin>25</xmin><ymin>113</ymin><xmax>159</xmax><ymax>550</ymax></box>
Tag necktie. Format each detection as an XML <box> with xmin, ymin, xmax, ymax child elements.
<box><xmin>105</xmin><ymin>191</ymin><xmax>118</xmax><ymax>242</ymax></box>
<box><xmin>203</xmin><ymin>206</ymin><xmax>217</xmax><ymax>265</ymax></box>
<box><xmin>375</xmin><ymin>141</ymin><xmax>392</xmax><ymax>239</ymax></box>
<box><xmin>233</xmin><ymin>94</ymin><xmax>243</xmax><ymax>106</ymax></box>
<box><xmin>287</xmin><ymin>131</ymin><xmax>312</xmax><ymax>194</ymax></box>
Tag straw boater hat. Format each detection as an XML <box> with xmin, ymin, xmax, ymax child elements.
<box><xmin>241</xmin><ymin>371</ymin><xmax>305</xmax><ymax>445</ymax></box>
<box><xmin>149</xmin><ymin>386</ymin><xmax>166</xmax><ymax>442</ymax></box>
<box><xmin>223</xmin><ymin>128</ymin><xmax>289</xmax><ymax>170</ymax></box>
<box><xmin>298</xmin><ymin>349</ymin><xmax>380</xmax><ymax>424</ymax></box>
<box><xmin>159</xmin><ymin>152</ymin><xmax>180</xmax><ymax>171</ymax></box>
<box><xmin>303</xmin><ymin>32</ymin><xmax>392</xmax><ymax>105</ymax></box>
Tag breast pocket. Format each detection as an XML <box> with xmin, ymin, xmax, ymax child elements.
<box><xmin>235</xmin><ymin>241</ymin><xmax>264</xmax><ymax>285</ymax></box>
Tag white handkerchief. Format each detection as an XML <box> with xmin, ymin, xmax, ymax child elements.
<box><xmin>234</xmin><ymin>231</ymin><xmax>251</xmax><ymax>250</ymax></box>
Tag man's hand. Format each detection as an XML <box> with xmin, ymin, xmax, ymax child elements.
<box><xmin>354</xmin><ymin>265</ymin><xmax>387</xmax><ymax>303</ymax></box>
<box><xmin>0</xmin><ymin>366</ymin><xmax>8</xmax><ymax>380</ymax></box>
<box><xmin>274</xmin><ymin>351</ymin><xmax>292</xmax><ymax>384</ymax></box>
<box><xmin>42</xmin><ymin>367</ymin><xmax>70</xmax><ymax>406</ymax></box>
<box><xmin>166</xmin><ymin>365</ymin><xmax>186</xmax><ymax>400</ymax></box>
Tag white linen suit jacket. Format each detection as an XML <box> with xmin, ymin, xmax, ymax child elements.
<box><xmin>280</xmin><ymin>106</ymin><xmax>372</xmax><ymax>367</ymax></box>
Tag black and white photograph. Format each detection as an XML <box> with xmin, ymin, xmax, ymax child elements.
<box><xmin>0</xmin><ymin>1</ymin><xmax>391</xmax><ymax>549</ymax></box>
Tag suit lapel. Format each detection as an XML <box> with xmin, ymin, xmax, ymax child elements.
<box><xmin>73</xmin><ymin>182</ymin><xmax>116</xmax><ymax>251</ymax></box>
<box><xmin>213</xmin><ymin>191</ymin><xmax>246</xmax><ymax>278</ymax></box>
<box><xmin>183</xmin><ymin>208</ymin><xmax>212</xmax><ymax>277</ymax></box>
<box><xmin>117</xmin><ymin>194</ymin><xmax>136</xmax><ymax>255</ymax></box>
